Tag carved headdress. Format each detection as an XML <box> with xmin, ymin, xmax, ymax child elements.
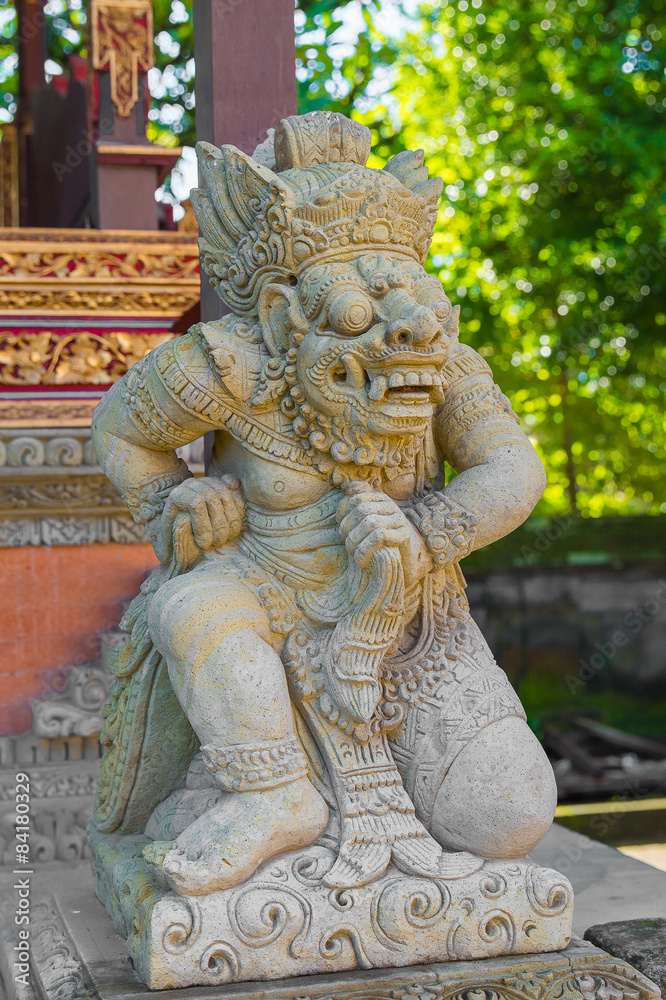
<box><xmin>191</xmin><ymin>111</ymin><xmax>443</xmax><ymax>316</ymax></box>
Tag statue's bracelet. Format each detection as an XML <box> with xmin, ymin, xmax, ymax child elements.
<box><xmin>121</xmin><ymin>461</ymin><xmax>193</xmax><ymax>525</ymax></box>
<box><xmin>404</xmin><ymin>490</ymin><xmax>477</xmax><ymax>568</ymax></box>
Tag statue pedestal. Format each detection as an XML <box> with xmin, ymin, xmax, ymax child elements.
<box><xmin>0</xmin><ymin>879</ymin><xmax>659</xmax><ymax>1000</ymax></box>
<box><xmin>88</xmin><ymin>830</ymin><xmax>580</xmax><ymax>990</ymax></box>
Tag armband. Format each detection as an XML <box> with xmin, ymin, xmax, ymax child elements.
<box><xmin>404</xmin><ymin>491</ymin><xmax>477</xmax><ymax>567</ymax></box>
<box><xmin>121</xmin><ymin>459</ymin><xmax>192</xmax><ymax>525</ymax></box>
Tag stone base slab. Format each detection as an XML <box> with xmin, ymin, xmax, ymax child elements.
<box><xmin>89</xmin><ymin>831</ymin><xmax>577</xmax><ymax>989</ymax></box>
<box><xmin>0</xmin><ymin>885</ymin><xmax>660</xmax><ymax>1000</ymax></box>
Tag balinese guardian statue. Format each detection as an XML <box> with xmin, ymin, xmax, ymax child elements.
<box><xmin>90</xmin><ymin>111</ymin><xmax>572</xmax><ymax>989</ymax></box>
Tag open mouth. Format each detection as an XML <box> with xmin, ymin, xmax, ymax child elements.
<box><xmin>330</xmin><ymin>351</ymin><xmax>446</xmax><ymax>405</ymax></box>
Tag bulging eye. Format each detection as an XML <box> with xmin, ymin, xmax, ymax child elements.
<box><xmin>415</xmin><ymin>284</ymin><xmax>454</xmax><ymax>324</ymax></box>
<box><xmin>431</xmin><ymin>298</ymin><xmax>453</xmax><ymax>322</ymax></box>
<box><xmin>327</xmin><ymin>291</ymin><xmax>375</xmax><ymax>337</ymax></box>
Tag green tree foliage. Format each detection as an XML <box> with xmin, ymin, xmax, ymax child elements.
<box><xmin>0</xmin><ymin>3</ymin><xmax>20</xmax><ymax>122</ymax></box>
<box><xmin>146</xmin><ymin>0</ymin><xmax>194</xmax><ymax>146</ymax></box>
<box><xmin>0</xmin><ymin>0</ymin><xmax>663</xmax><ymax>518</ymax></box>
<box><xmin>360</xmin><ymin>0</ymin><xmax>666</xmax><ymax>518</ymax></box>
<box><xmin>276</xmin><ymin>0</ymin><xmax>666</xmax><ymax>519</ymax></box>
<box><xmin>295</xmin><ymin>0</ymin><xmax>393</xmax><ymax>114</ymax></box>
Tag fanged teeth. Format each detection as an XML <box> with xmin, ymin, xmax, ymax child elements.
<box><xmin>367</xmin><ymin>370</ymin><xmax>445</xmax><ymax>403</ymax></box>
<box><xmin>341</xmin><ymin>353</ymin><xmax>366</xmax><ymax>390</ymax></box>
<box><xmin>368</xmin><ymin>375</ymin><xmax>388</xmax><ymax>401</ymax></box>
<box><xmin>431</xmin><ymin>373</ymin><xmax>445</xmax><ymax>403</ymax></box>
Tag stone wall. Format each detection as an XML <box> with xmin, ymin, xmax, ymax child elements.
<box><xmin>0</xmin><ymin>431</ymin><xmax>204</xmax><ymax>735</ymax></box>
<box><xmin>468</xmin><ymin>565</ymin><xmax>666</xmax><ymax>691</ymax></box>
<box><xmin>463</xmin><ymin>514</ymin><xmax>666</xmax><ymax>730</ymax></box>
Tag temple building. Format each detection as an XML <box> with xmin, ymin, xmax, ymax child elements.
<box><xmin>0</xmin><ymin>0</ymin><xmax>201</xmax><ymax>747</ymax></box>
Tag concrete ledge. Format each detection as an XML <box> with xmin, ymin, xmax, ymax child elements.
<box><xmin>530</xmin><ymin>824</ymin><xmax>666</xmax><ymax>935</ymax></box>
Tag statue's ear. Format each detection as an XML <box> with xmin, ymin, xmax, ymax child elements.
<box><xmin>258</xmin><ymin>283</ymin><xmax>309</xmax><ymax>357</ymax></box>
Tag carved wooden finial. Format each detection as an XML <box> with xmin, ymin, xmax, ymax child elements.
<box><xmin>91</xmin><ymin>0</ymin><xmax>153</xmax><ymax>118</ymax></box>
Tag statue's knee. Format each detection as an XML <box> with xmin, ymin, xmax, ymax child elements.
<box><xmin>148</xmin><ymin>575</ymin><xmax>197</xmax><ymax>657</ymax></box>
<box><xmin>148</xmin><ymin>575</ymin><xmax>270</xmax><ymax>663</ymax></box>
<box><xmin>429</xmin><ymin>716</ymin><xmax>557</xmax><ymax>859</ymax></box>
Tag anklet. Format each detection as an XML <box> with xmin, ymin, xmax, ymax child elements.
<box><xmin>200</xmin><ymin>737</ymin><xmax>309</xmax><ymax>792</ymax></box>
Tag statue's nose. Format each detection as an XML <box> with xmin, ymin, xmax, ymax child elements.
<box><xmin>384</xmin><ymin>305</ymin><xmax>441</xmax><ymax>348</ymax></box>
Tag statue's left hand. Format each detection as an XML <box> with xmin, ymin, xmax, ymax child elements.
<box><xmin>337</xmin><ymin>484</ymin><xmax>431</xmax><ymax>583</ymax></box>
<box><xmin>147</xmin><ymin>475</ymin><xmax>245</xmax><ymax>568</ymax></box>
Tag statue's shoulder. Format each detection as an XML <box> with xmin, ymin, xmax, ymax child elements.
<box><xmin>436</xmin><ymin>342</ymin><xmax>519</xmax><ymax>436</ymax></box>
<box><xmin>440</xmin><ymin>342</ymin><xmax>493</xmax><ymax>389</ymax></box>
<box><xmin>155</xmin><ymin>317</ymin><xmax>264</xmax><ymax>409</ymax></box>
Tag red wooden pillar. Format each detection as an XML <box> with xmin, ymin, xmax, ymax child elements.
<box><xmin>91</xmin><ymin>0</ymin><xmax>180</xmax><ymax>230</ymax></box>
<box><xmin>193</xmin><ymin>0</ymin><xmax>297</xmax><ymax>320</ymax></box>
<box><xmin>15</xmin><ymin>0</ymin><xmax>45</xmax><ymax>225</ymax></box>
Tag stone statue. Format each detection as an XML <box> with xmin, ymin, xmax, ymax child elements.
<box><xmin>89</xmin><ymin>111</ymin><xmax>573</xmax><ymax>989</ymax></box>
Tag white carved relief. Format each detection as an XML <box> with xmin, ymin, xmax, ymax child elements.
<box><xmin>0</xmin><ymin>426</ymin><xmax>205</xmax><ymax>545</ymax></box>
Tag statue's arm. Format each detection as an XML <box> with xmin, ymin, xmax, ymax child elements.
<box><xmin>92</xmin><ymin>331</ymin><xmax>245</xmax><ymax>564</ymax></box>
<box><xmin>431</xmin><ymin>344</ymin><xmax>546</xmax><ymax>552</ymax></box>
<box><xmin>92</xmin><ymin>332</ymin><xmax>216</xmax><ymax>510</ymax></box>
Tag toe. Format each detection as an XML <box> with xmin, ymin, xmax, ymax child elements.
<box><xmin>162</xmin><ymin>850</ymin><xmax>184</xmax><ymax>876</ymax></box>
<box><xmin>142</xmin><ymin>840</ymin><xmax>173</xmax><ymax>869</ymax></box>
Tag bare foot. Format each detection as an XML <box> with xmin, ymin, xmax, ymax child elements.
<box><xmin>157</xmin><ymin>777</ymin><xmax>329</xmax><ymax>896</ymax></box>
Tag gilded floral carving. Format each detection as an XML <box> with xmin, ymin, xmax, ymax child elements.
<box><xmin>0</xmin><ymin>230</ymin><xmax>199</xmax><ymax>317</ymax></box>
<box><xmin>0</xmin><ymin>289</ymin><xmax>199</xmax><ymax>315</ymax></box>
<box><xmin>0</xmin><ymin>248</ymin><xmax>198</xmax><ymax>283</ymax></box>
<box><xmin>0</xmin><ymin>331</ymin><xmax>175</xmax><ymax>386</ymax></box>
<box><xmin>91</xmin><ymin>0</ymin><xmax>153</xmax><ymax>117</ymax></box>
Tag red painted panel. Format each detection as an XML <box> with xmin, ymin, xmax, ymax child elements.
<box><xmin>0</xmin><ymin>543</ymin><xmax>158</xmax><ymax>735</ymax></box>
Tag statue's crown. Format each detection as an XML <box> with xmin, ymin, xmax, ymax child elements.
<box><xmin>191</xmin><ymin>111</ymin><xmax>443</xmax><ymax>316</ymax></box>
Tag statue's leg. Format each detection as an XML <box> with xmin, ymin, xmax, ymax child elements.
<box><xmin>427</xmin><ymin>714</ymin><xmax>556</xmax><ymax>859</ymax></box>
<box><xmin>146</xmin><ymin>566</ymin><xmax>328</xmax><ymax>896</ymax></box>
<box><xmin>391</xmin><ymin>617</ymin><xmax>556</xmax><ymax>860</ymax></box>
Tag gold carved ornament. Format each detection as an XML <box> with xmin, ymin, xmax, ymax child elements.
<box><xmin>0</xmin><ymin>331</ymin><xmax>174</xmax><ymax>386</ymax></box>
<box><xmin>0</xmin><ymin>232</ymin><xmax>200</xmax><ymax>317</ymax></box>
<box><xmin>0</xmin><ymin>248</ymin><xmax>199</xmax><ymax>283</ymax></box>
<box><xmin>91</xmin><ymin>0</ymin><xmax>153</xmax><ymax>118</ymax></box>
<box><xmin>0</xmin><ymin>397</ymin><xmax>101</xmax><ymax>428</ymax></box>
<box><xmin>0</xmin><ymin>289</ymin><xmax>199</xmax><ymax>317</ymax></box>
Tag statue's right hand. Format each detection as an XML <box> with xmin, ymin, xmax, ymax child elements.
<box><xmin>148</xmin><ymin>475</ymin><xmax>245</xmax><ymax>568</ymax></box>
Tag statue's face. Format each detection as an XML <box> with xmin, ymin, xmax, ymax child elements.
<box><xmin>293</xmin><ymin>256</ymin><xmax>458</xmax><ymax>438</ymax></box>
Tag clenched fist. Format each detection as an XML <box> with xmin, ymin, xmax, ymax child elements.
<box><xmin>148</xmin><ymin>475</ymin><xmax>245</xmax><ymax>569</ymax></box>
<box><xmin>337</xmin><ymin>482</ymin><xmax>431</xmax><ymax>585</ymax></box>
